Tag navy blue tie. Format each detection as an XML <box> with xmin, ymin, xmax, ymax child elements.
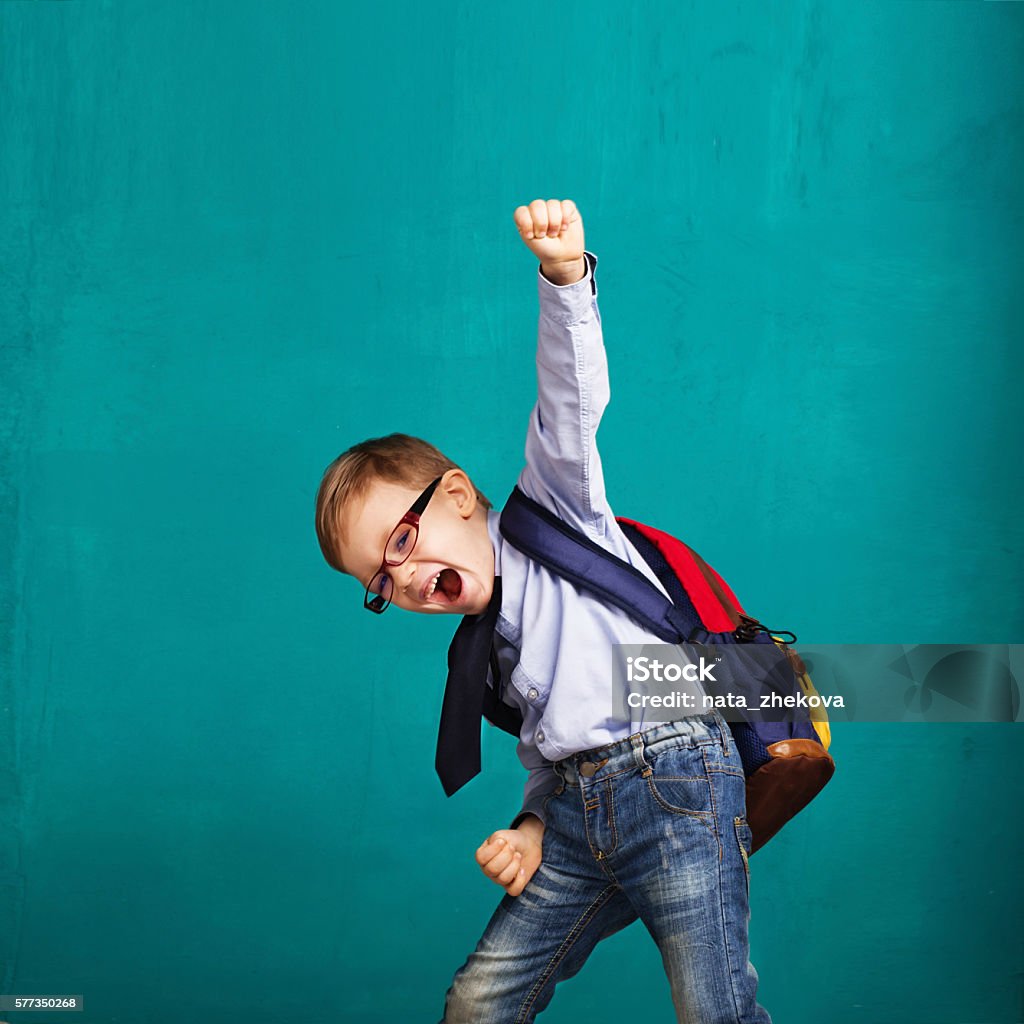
<box><xmin>435</xmin><ymin>577</ymin><xmax>507</xmax><ymax>796</ymax></box>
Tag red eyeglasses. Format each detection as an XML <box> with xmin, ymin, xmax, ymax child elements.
<box><xmin>364</xmin><ymin>475</ymin><xmax>444</xmax><ymax>614</ymax></box>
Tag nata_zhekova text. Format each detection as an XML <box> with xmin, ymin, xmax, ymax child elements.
<box><xmin>626</xmin><ymin>691</ymin><xmax>845</xmax><ymax>710</ymax></box>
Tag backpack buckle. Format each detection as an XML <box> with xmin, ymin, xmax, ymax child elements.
<box><xmin>734</xmin><ymin>615</ymin><xmax>762</xmax><ymax>642</ymax></box>
<box><xmin>734</xmin><ymin>614</ymin><xmax>798</xmax><ymax>646</ymax></box>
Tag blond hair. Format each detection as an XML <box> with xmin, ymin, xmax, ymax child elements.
<box><xmin>314</xmin><ymin>432</ymin><xmax>492</xmax><ymax>575</ymax></box>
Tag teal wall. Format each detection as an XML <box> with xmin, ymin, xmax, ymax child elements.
<box><xmin>2</xmin><ymin>2</ymin><xmax>1022</xmax><ymax>1022</ymax></box>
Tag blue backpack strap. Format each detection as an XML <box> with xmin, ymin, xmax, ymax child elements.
<box><xmin>616</xmin><ymin>520</ymin><xmax>709</xmax><ymax>642</ymax></box>
<box><xmin>499</xmin><ymin>486</ymin><xmax>697</xmax><ymax>644</ymax></box>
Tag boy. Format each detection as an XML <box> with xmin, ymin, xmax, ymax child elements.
<box><xmin>315</xmin><ymin>199</ymin><xmax>771</xmax><ymax>1023</ymax></box>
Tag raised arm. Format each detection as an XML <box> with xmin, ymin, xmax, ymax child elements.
<box><xmin>511</xmin><ymin>200</ymin><xmax>615</xmax><ymax>542</ymax></box>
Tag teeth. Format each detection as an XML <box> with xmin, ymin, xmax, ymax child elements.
<box><xmin>426</xmin><ymin>571</ymin><xmax>442</xmax><ymax>599</ymax></box>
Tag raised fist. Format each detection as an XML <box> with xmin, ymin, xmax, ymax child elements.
<box><xmin>512</xmin><ymin>198</ymin><xmax>584</xmax><ymax>267</ymax></box>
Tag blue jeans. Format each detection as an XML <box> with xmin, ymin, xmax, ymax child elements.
<box><xmin>440</xmin><ymin>712</ymin><xmax>772</xmax><ymax>1023</ymax></box>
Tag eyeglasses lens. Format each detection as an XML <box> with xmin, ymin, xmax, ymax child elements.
<box><xmin>385</xmin><ymin>523</ymin><xmax>418</xmax><ymax>564</ymax></box>
<box><xmin>367</xmin><ymin>572</ymin><xmax>393</xmax><ymax>603</ymax></box>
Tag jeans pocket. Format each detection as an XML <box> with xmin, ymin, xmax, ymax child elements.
<box><xmin>644</xmin><ymin>746</ymin><xmax>715</xmax><ymax>821</ymax></box>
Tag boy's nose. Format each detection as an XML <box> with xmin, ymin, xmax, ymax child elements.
<box><xmin>395</xmin><ymin>560</ymin><xmax>418</xmax><ymax>595</ymax></box>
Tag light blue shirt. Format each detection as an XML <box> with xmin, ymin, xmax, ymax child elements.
<box><xmin>485</xmin><ymin>250</ymin><xmax>680</xmax><ymax>829</ymax></box>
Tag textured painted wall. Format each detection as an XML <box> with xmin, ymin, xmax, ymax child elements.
<box><xmin>2</xmin><ymin>2</ymin><xmax>1022</xmax><ymax>1022</ymax></box>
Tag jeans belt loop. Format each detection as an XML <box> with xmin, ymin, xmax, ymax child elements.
<box><xmin>711</xmin><ymin>711</ymin><xmax>730</xmax><ymax>757</ymax></box>
<box><xmin>631</xmin><ymin>733</ymin><xmax>653</xmax><ymax>778</ymax></box>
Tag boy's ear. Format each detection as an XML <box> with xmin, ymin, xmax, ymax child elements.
<box><xmin>440</xmin><ymin>468</ymin><xmax>478</xmax><ymax>520</ymax></box>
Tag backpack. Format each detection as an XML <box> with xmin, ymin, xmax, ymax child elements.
<box><xmin>495</xmin><ymin>485</ymin><xmax>835</xmax><ymax>855</ymax></box>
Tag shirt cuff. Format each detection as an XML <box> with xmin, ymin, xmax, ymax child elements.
<box><xmin>537</xmin><ymin>250</ymin><xmax>598</xmax><ymax>325</ymax></box>
<box><xmin>510</xmin><ymin>802</ymin><xmax>548</xmax><ymax>831</ymax></box>
<box><xmin>509</xmin><ymin>773</ymin><xmax>561</xmax><ymax>830</ymax></box>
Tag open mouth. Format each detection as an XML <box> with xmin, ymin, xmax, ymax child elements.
<box><xmin>423</xmin><ymin>567</ymin><xmax>463</xmax><ymax>604</ymax></box>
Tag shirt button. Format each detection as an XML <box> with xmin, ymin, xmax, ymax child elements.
<box><xmin>527</xmin><ymin>687</ymin><xmax>539</xmax><ymax>701</ymax></box>
<box><xmin>536</xmin><ymin>728</ymin><xmax>545</xmax><ymax>743</ymax></box>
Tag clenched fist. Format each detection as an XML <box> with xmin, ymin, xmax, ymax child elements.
<box><xmin>475</xmin><ymin>816</ymin><xmax>544</xmax><ymax>898</ymax></box>
<box><xmin>513</xmin><ymin>199</ymin><xmax>586</xmax><ymax>284</ymax></box>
